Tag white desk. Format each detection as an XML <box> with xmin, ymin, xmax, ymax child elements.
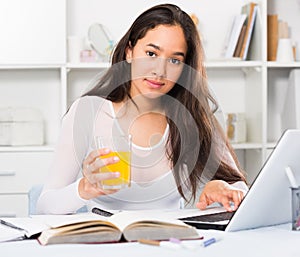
<box><xmin>0</xmin><ymin>223</ymin><xmax>299</xmax><ymax>257</ymax></box>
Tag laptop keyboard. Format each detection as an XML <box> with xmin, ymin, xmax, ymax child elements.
<box><xmin>179</xmin><ymin>211</ymin><xmax>235</xmax><ymax>223</ymax></box>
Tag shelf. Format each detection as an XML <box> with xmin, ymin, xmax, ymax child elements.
<box><xmin>232</xmin><ymin>143</ymin><xmax>263</xmax><ymax>150</ymax></box>
<box><xmin>0</xmin><ymin>64</ymin><xmax>63</xmax><ymax>69</ymax></box>
<box><xmin>0</xmin><ymin>63</ymin><xmax>111</xmax><ymax>70</ymax></box>
<box><xmin>0</xmin><ymin>145</ymin><xmax>55</xmax><ymax>152</ymax></box>
<box><xmin>2</xmin><ymin>61</ymin><xmax>298</xmax><ymax>70</ymax></box>
<box><xmin>266</xmin><ymin>142</ymin><xmax>278</xmax><ymax>149</ymax></box>
<box><xmin>1</xmin><ymin>61</ymin><xmax>283</xmax><ymax>70</ymax></box>
<box><xmin>205</xmin><ymin>60</ymin><xmax>263</xmax><ymax>68</ymax></box>
<box><xmin>267</xmin><ymin>62</ymin><xmax>300</xmax><ymax>68</ymax></box>
<box><xmin>66</xmin><ymin>62</ymin><xmax>110</xmax><ymax>69</ymax></box>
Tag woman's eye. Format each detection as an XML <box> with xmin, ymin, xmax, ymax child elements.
<box><xmin>169</xmin><ymin>58</ymin><xmax>181</xmax><ymax>65</ymax></box>
<box><xmin>146</xmin><ymin>51</ymin><xmax>156</xmax><ymax>57</ymax></box>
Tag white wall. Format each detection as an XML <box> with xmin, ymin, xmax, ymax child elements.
<box><xmin>0</xmin><ymin>0</ymin><xmax>66</xmax><ymax>64</ymax></box>
<box><xmin>66</xmin><ymin>0</ymin><xmax>246</xmax><ymax>60</ymax></box>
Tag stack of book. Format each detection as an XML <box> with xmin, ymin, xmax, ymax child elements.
<box><xmin>224</xmin><ymin>2</ymin><xmax>258</xmax><ymax>60</ymax></box>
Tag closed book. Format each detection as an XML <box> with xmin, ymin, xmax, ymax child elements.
<box><xmin>224</xmin><ymin>14</ymin><xmax>247</xmax><ymax>58</ymax></box>
<box><xmin>233</xmin><ymin>25</ymin><xmax>247</xmax><ymax>57</ymax></box>
<box><xmin>267</xmin><ymin>14</ymin><xmax>279</xmax><ymax>61</ymax></box>
<box><xmin>239</xmin><ymin>2</ymin><xmax>258</xmax><ymax>60</ymax></box>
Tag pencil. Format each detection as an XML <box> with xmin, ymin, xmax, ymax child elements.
<box><xmin>138</xmin><ymin>239</ymin><xmax>160</xmax><ymax>246</ymax></box>
<box><xmin>138</xmin><ymin>239</ymin><xmax>183</xmax><ymax>249</ymax></box>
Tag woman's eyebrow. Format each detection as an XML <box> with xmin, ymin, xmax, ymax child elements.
<box><xmin>146</xmin><ymin>43</ymin><xmax>185</xmax><ymax>57</ymax></box>
<box><xmin>147</xmin><ymin>43</ymin><xmax>160</xmax><ymax>50</ymax></box>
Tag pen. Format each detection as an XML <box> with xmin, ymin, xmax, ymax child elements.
<box><xmin>138</xmin><ymin>239</ymin><xmax>181</xmax><ymax>250</ymax></box>
<box><xmin>92</xmin><ymin>207</ymin><xmax>114</xmax><ymax>217</ymax></box>
<box><xmin>0</xmin><ymin>219</ymin><xmax>27</xmax><ymax>233</ymax></box>
<box><xmin>201</xmin><ymin>237</ymin><xmax>221</xmax><ymax>247</ymax></box>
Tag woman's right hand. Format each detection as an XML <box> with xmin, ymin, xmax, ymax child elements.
<box><xmin>79</xmin><ymin>148</ymin><xmax>120</xmax><ymax>200</ymax></box>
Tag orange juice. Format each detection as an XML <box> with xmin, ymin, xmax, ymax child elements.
<box><xmin>99</xmin><ymin>151</ymin><xmax>131</xmax><ymax>188</ymax></box>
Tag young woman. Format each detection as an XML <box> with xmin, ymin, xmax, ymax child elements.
<box><xmin>36</xmin><ymin>4</ymin><xmax>248</xmax><ymax>214</ymax></box>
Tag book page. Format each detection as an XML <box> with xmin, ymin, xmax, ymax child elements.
<box><xmin>107</xmin><ymin>210</ymin><xmax>198</xmax><ymax>231</ymax></box>
<box><xmin>0</xmin><ymin>223</ymin><xmax>26</xmax><ymax>242</ymax></box>
<box><xmin>1</xmin><ymin>217</ymin><xmax>49</xmax><ymax>237</ymax></box>
<box><xmin>32</xmin><ymin>212</ymin><xmax>109</xmax><ymax>228</ymax></box>
<box><xmin>32</xmin><ymin>207</ymin><xmax>226</xmax><ymax>233</ymax></box>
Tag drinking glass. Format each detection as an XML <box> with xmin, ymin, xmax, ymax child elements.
<box><xmin>96</xmin><ymin>135</ymin><xmax>131</xmax><ymax>189</ymax></box>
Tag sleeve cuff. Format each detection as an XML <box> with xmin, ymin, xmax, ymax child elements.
<box><xmin>75</xmin><ymin>178</ymin><xmax>89</xmax><ymax>204</ymax></box>
<box><xmin>230</xmin><ymin>181</ymin><xmax>249</xmax><ymax>195</ymax></box>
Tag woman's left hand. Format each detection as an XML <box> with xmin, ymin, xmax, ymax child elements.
<box><xmin>196</xmin><ymin>180</ymin><xmax>245</xmax><ymax>211</ymax></box>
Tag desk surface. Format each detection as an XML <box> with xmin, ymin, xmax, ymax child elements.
<box><xmin>0</xmin><ymin>223</ymin><xmax>299</xmax><ymax>257</ymax></box>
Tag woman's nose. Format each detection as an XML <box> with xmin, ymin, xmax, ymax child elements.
<box><xmin>152</xmin><ymin>57</ymin><xmax>167</xmax><ymax>78</ymax></box>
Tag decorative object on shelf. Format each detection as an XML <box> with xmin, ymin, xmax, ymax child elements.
<box><xmin>67</xmin><ymin>36</ymin><xmax>84</xmax><ymax>63</ymax></box>
<box><xmin>294</xmin><ymin>42</ymin><xmax>300</xmax><ymax>61</ymax></box>
<box><xmin>278</xmin><ymin>20</ymin><xmax>289</xmax><ymax>39</ymax></box>
<box><xmin>189</xmin><ymin>13</ymin><xmax>205</xmax><ymax>47</ymax></box>
<box><xmin>87</xmin><ymin>23</ymin><xmax>114</xmax><ymax>62</ymax></box>
<box><xmin>276</xmin><ymin>38</ymin><xmax>294</xmax><ymax>62</ymax></box>
<box><xmin>226</xmin><ymin>113</ymin><xmax>247</xmax><ymax>143</ymax></box>
<box><xmin>276</xmin><ymin>18</ymin><xmax>294</xmax><ymax>62</ymax></box>
<box><xmin>0</xmin><ymin>107</ymin><xmax>44</xmax><ymax>146</ymax></box>
<box><xmin>189</xmin><ymin>13</ymin><xmax>199</xmax><ymax>26</ymax></box>
<box><xmin>292</xmin><ymin>42</ymin><xmax>297</xmax><ymax>61</ymax></box>
<box><xmin>80</xmin><ymin>50</ymin><xmax>97</xmax><ymax>62</ymax></box>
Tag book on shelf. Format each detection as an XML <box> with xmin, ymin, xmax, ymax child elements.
<box><xmin>233</xmin><ymin>25</ymin><xmax>247</xmax><ymax>58</ymax></box>
<box><xmin>267</xmin><ymin>14</ymin><xmax>279</xmax><ymax>61</ymax></box>
<box><xmin>37</xmin><ymin>211</ymin><xmax>199</xmax><ymax>245</ymax></box>
<box><xmin>224</xmin><ymin>14</ymin><xmax>247</xmax><ymax>59</ymax></box>
<box><xmin>239</xmin><ymin>2</ymin><xmax>258</xmax><ymax>60</ymax></box>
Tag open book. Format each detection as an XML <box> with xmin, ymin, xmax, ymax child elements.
<box><xmin>35</xmin><ymin>211</ymin><xmax>199</xmax><ymax>245</ymax></box>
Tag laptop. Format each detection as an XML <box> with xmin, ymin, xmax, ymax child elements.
<box><xmin>179</xmin><ymin>129</ymin><xmax>300</xmax><ymax>231</ymax></box>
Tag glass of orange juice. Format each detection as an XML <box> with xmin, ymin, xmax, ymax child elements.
<box><xmin>96</xmin><ymin>135</ymin><xmax>131</xmax><ymax>189</ymax></box>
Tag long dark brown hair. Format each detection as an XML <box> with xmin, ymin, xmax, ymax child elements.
<box><xmin>83</xmin><ymin>4</ymin><xmax>246</xmax><ymax>202</ymax></box>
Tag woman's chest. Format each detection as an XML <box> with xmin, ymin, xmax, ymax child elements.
<box><xmin>93</xmin><ymin>108</ymin><xmax>171</xmax><ymax>183</ymax></box>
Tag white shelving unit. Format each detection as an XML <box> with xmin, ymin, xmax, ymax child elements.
<box><xmin>0</xmin><ymin>0</ymin><xmax>299</xmax><ymax>216</ymax></box>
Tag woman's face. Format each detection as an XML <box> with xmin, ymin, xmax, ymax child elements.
<box><xmin>126</xmin><ymin>24</ymin><xmax>187</xmax><ymax>99</ymax></box>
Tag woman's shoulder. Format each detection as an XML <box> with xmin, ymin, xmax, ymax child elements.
<box><xmin>76</xmin><ymin>95</ymin><xmax>109</xmax><ymax>104</ymax></box>
<box><xmin>70</xmin><ymin>95</ymin><xmax>112</xmax><ymax>110</ymax></box>
<box><xmin>65</xmin><ymin>95</ymin><xmax>112</xmax><ymax>119</ymax></box>
<box><xmin>63</xmin><ymin>95</ymin><xmax>114</xmax><ymax>132</ymax></box>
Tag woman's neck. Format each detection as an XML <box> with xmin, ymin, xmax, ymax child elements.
<box><xmin>115</xmin><ymin>94</ymin><xmax>164</xmax><ymax>117</ymax></box>
<box><xmin>133</xmin><ymin>96</ymin><xmax>163</xmax><ymax>114</ymax></box>
<box><xmin>112</xmin><ymin>95</ymin><xmax>167</xmax><ymax>147</ymax></box>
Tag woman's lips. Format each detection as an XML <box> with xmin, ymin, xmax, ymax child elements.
<box><xmin>145</xmin><ymin>79</ymin><xmax>165</xmax><ymax>89</ymax></box>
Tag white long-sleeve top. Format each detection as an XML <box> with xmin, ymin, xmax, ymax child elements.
<box><xmin>36</xmin><ymin>96</ymin><xmax>248</xmax><ymax>214</ymax></box>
